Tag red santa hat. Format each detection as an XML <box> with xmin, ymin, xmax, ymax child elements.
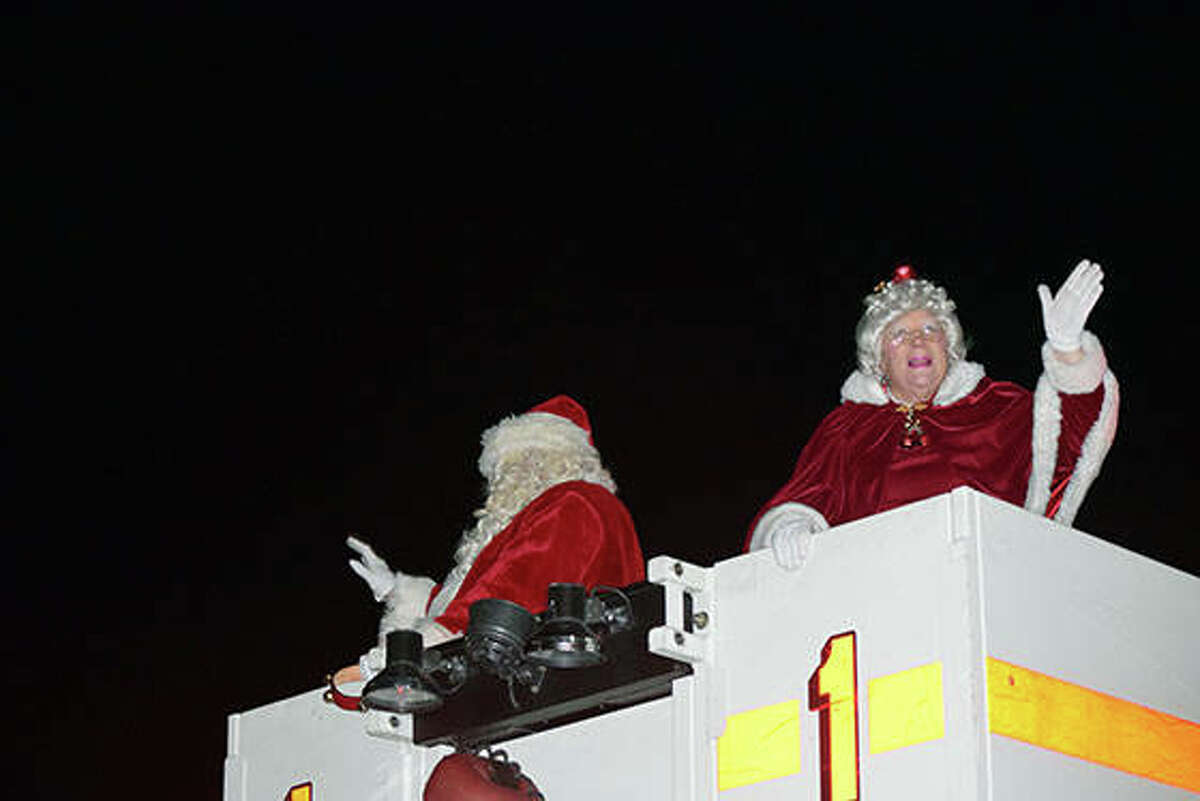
<box><xmin>477</xmin><ymin>395</ymin><xmax>599</xmax><ymax>478</ymax></box>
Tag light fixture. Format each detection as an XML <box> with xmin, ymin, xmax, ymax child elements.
<box><xmin>360</xmin><ymin>630</ymin><xmax>444</xmax><ymax>714</ymax></box>
<box><xmin>465</xmin><ymin>597</ymin><xmax>548</xmax><ymax>704</ymax></box>
<box><xmin>464</xmin><ymin>598</ymin><xmax>535</xmax><ymax>679</ymax></box>
<box><xmin>526</xmin><ymin>582</ymin><xmax>606</xmax><ymax>668</ymax></box>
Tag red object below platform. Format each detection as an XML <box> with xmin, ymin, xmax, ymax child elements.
<box><xmin>424</xmin><ymin>753</ymin><xmax>543</xmax><ymax>801</ymax></box>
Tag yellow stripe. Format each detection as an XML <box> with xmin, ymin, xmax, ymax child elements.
<box><xmin>987</xmin><ymin>657</ymin><xmax>1200</xmax><ymax>792</ymax></box>
<box><xmin>287</xmin><ymin>783</ymin><xmax>312</xmax><ymax>801</ymax></box>
<box><xmin>868</xmin><ymin>661</ymin><xmax>945</xmax><ymax>753</ymax></box>
<box><xmin>717</xmin><ymin>700</ymin><xmax>802</xmax><ymax>791</ymax></box>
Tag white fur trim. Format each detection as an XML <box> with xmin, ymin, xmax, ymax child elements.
<box><xmin>1024</xmin><ymin>335</ymin><xmax>1119</xmax><ymax>526</ymax></box>
<box><xmin>1054</xmin><ymin>369</ymin><xmax>1119</xmax><ymax>526</ymax></box>
<box><xmin>1024</xmin><ymin>373</ymin><xmax>1061</xmax><ymax>516</ymax></box>
<box><xmin>748</xmin><ymin>502</ymin><xmax>830</xmax><ymax>552</ymax></box>
<box><xmin>933</xmin><ymin>361</ymin><xmax>986</xmax><ymax>405</ymax></box>
<box><xmin>1041</xmin><ymin>330</ymin><xmax>1107</xmax><ymax>394</ymax></box>
<box><xmin>377</xmin><ymin>573</ymin><xmax>437</xmax><ymax>636</ymax></box>
<box><xmin>840</xmin><ymin>360</ymin><xmax>985</xmax><ymax>406</ymax></box>
<box><xmin>839</xmin><ymin>370</ymin><xmax>889</xmax><ymax>405</ymax></box>
<box><xmin>413</xmin><ymin>618</ymin><xmax>458</xmax><ymax>647</ymax></box>
<box><xmin>478</xmin><ymin>411</ymin><xmax>597</xmax><ymax>479</ymax></box>
<box><xmin>425</xmin><ymin>573</ymin><xmax>462</xmax><ymax>621</ymax></box>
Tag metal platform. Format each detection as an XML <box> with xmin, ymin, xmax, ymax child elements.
<box><xmin>226</xmin><ymin>488</ymin><xmax>1200</xmax><ymax>800</ymax></box>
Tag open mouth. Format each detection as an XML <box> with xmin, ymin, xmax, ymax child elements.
<box><xmin>908</xmin><ymin>357</ymin><xmax>933</xmax><ymax>368</ymax></box>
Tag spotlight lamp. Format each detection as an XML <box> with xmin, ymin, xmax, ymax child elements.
<box><xmin>526</xmin><ymin>582</ymin><xmax>635</xmax><ymax>669</ymax></box>
<box><xmin>465</xmin><ymin>597</ymin><xmax>546</xmax><ymax>692</ymax></box>
<box><xmin>360</xmin><ymin>630</ymin><xmax>446</xmax><ymax>715</ymax></box>
<box><xmin>329</xmin><ymin>582</ymin><xmax>642</xmax><ymax>718</ymax></box>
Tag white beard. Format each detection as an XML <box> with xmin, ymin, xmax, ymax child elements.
<box><xmin>425</xmin><ymin>447</ymin><xmax>617</xmax><ymax>619</ymax></box>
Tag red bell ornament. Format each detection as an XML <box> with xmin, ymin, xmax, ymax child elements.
<box><xmin>424</xmin><ymin>752</ymin><xmax>544</xmax><ymax>801</ymax></box>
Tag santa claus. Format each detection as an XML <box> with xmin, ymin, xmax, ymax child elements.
<box><xmin>347</xmin><ymin>394</ymin><xmax>645</xmax><ymax>679</ymax></box>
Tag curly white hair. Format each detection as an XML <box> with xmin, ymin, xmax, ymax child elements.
<box><xmin>854</xmin><ymin>277</ymin><xmax>967</xmax><ymax>379</ymax></box>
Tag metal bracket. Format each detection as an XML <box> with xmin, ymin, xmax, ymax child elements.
<box><xmin>647</xmin><ymin>555</ymin><xmax>715</xmax><ymax>665</ymax></box>
<box><xmin>364</xmin><ymin>708</ymin><xmax>415</xmax><ymax>742</ymax></box>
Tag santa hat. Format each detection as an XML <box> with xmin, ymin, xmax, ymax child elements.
<box><xmin>477</xmin><ymin>395</ymin><xmax>599</xmax><ymax>479</ymax></box>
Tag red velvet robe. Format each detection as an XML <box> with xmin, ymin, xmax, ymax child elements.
<box><xmin>745</xmin><ymin>377</ymin><xmax>1105</xmax><ymax>548</ymax></box>
<box><xmin>432</xmin><ymin>480</ymin><xmax>646</xmax><ymax>633</ymax></box>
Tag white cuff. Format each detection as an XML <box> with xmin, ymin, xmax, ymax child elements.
<box><xmin>1042</xmin><ymin>330</ymin><xmax>1107</xmax><ymax>394</ymax></box>
<box><xmin>378</xmin><ymin>573</ymin><xmax>436</xmax><ymax>635</ymax></box>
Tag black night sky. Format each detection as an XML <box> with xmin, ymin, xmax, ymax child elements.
<box><xmin>15</xmin><ymin>7</ymin><xmax>1199</xmax><ymax>798</ymax></box>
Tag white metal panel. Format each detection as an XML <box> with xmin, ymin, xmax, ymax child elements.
<box><xmin>494</xmin><ymin>693</ymin><xmax>675</xmax><ymax>799</ymax></box>
<box><xmin>709</xmin><ymin>493</ymin><xmax>985</xmax><ymax>801</ymax></box>
<box><xmin>226</xmin><ymin>687</ymin><xmax>449</xmax><ymax>801</ymax></box>
<box><xmin>974</xmin><ymin>491</ymin><xmax>1200</xmax><ymax>799</ymax></box>
<box><xmin>977</xmin><ymin>493</ymin><xmax>1200</xmax><ymax>716</ymax></box>
<box><xmin>225</xmin><ymin>489</ymin><xmax>1199</xmax><ymax>801</ymax></box>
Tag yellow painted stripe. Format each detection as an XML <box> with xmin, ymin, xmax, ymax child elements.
<box><xmin>717</xmin><ymin>700</ymin><xmax>801</xmax><ymax>791</ymax></box>
<box><xmin>987</xmin><ymin>657</ymin><xmax>1200</xmax><ymax>792</ymax></box>
<box><xmin>868</xmin><ymin>661</ymin><xmax>945</xmax><ymax>753</ymax></box>
<box><xmin>286</xmin><ymin>783</ymin><xmax>312</xmax><ymax>801</ymax></box>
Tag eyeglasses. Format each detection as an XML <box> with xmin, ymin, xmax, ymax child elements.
<box><xmin>885</xmin><ymin>323</ymin><xmax>944</xmax><ymax>348</ymax></box>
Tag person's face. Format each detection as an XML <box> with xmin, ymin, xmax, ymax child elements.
<box><xmin>880</xmin><ymin>309</ymin><xmax>949</xmax><ymax>404</ymax></box>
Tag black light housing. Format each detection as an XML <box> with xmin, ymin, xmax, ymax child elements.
<box><xmin>527</xmin><ymin>582</ymin><xmax>606</xmax><ymax>668</ymax></box>
<box><xmin>360</xmin><ymin>630</ymin><xmax>443</xmax><ymax>714</ymax></box>
<box><xmin>465</xmin><ymin>598</ymin><xmax>536</xmax><ymax>679</ymax></box>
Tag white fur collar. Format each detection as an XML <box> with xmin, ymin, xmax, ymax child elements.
<box><xmin>839</xmin><ymin>360</ymin><xmax>986</xmax><ymax>406</ymax></box>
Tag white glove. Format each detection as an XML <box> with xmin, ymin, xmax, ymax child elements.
<box><xmin>1037</xmin><ymin>259</ymin><xmax>1104</xmax><ymax>352</ymax></box>
<box><xmin>769</xmin><ymin>520</ymin><xmax>818</xmax><ymax>571</ymax></box>
<box><xmin>347</xmin><ymin>535</ymin><xmax>397</xmax><ymax>602</ymax></box>
<box><xmin>348</xmin><ymin>535</ymin><xmax>437</xmax><ymax>616</ymax></box>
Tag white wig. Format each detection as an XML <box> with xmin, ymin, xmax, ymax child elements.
<box><xmin>855</xmin><ymin>276</ymin><xmax>967</xmax><ymax>379</ymax></box>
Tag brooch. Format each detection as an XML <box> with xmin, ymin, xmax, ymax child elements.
<box><xmin>897</xmin><ymin>403</ymin><xmax>928</xmax><ymax>449</ymax></box>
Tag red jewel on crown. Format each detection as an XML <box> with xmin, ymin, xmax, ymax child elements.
<box><xmin>875</xmin><ymin>264</ymin><xmax>918</xmax><ymax>293</ymax></box>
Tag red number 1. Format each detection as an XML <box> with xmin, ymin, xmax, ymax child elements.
<box><xmin>809</xmin><ymin>632</ymin><xmax>860</xmax><ymax>801</ymax></box>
